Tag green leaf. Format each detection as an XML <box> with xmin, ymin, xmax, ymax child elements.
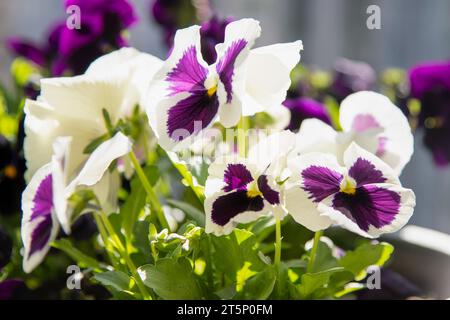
<box><xmin>121</xmin><ymin>165</ymin><xmax>159</xmax><ymax>238</ymax></box>
<box><xmin>139</xmin><ymin>258</ymin><xmax>203</xmax><ymax>300</ymax></box>
<box><xmin>94</xmin><ymin>271</ymin><xmax>133</xmax><ymax>292</ymax></box>
<box><xmin>308</xmin><ymin>240</ymin><xmax>338</xmax><ymax>273</ymax></box>
<box><xmin>297</xmin><ymin>267</ymin><xmax>345</xmax><ymax>299</ymax></box>
<box><xmin>324</xmin><ymin>96</ymin><xmax>342</xmax><ymax>130</ymax></box>
<box><xmin>166</xmin><ymin>199</ymin><xmax>204</xmax><ymax>226</ymax></box>
<box><xmin>338</xmin><ymin>242</ymin><xmax>394</xmax><ymax>280</ymax></box>
<box><xmin>211</xmin><ymin>229</ymin><xmax>264</xmax><ymax>284</ymax></box>
<box><xmin>236</xmin><ymin>266</ymin><xmax>277</xmax><ymax>300</ymax></box>
<box><xmin>52</xmin><ymin>239</ymin><xmax>102</xmax><ymax>270</ymax></box>
<box><xmin>83</xmin><ymin>134</ymin><xmax>110</xmax><ymax>154</ymax></box>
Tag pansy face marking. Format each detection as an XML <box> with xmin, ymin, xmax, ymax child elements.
<box><xmin>205</xmin><ymin>160</ymin><xmax>281</xmax><ymax>236</ymax></box>
<box><xmin>146</xmin><ymin>18</ymin><xmax>303</xmax><ymax>151</ymax></box>
<box><xmin>285</xmin><ymin>143</ymin><xmax>415</xmax><ymax>238</ymax></box>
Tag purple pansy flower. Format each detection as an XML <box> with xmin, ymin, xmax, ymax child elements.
<box><xmin>0</xmin><ymin>279</ymin><xmax>28</xmax><ymax>300</ymax></box>
<box><xmin>205</xmin><ymin>159</ymin><xmax>281</xmax><ymax>236</ymax></box>
<box><xmin>146</xmin><ymin>18</ymin><xmax>302</xmax><ymax>151</ymax></box>
<box><xmin>205</xmin><ymin>131</ymin><xmax>297</xmax><ymax>235</ymax></box>
<box><xmin>200</xmin><ymin>16</ymin><xmax>233</xmax><ymax>64</ymax></box>
<box><xmin>283</xmin><ymin>97</ymin><xmax>331</xmax><ymax>131</ymax></box>
<box><xmin>408</xmin><ymin>61</ymin><xmax>450</xmax><ymax>166</ymax></box>
<box><xmin>330</xmin><ymin>58</ymin><xmax>376</xmax><ymax>102</ymax></box>
<box><xmin>285</xmin><ymin>143</ymin><xmax>415</xmax><ymax>238</ymax></box>
<box><xmin>7</xmin><ymin>0</ymin><xmax>136</xmax><ymax>76</ymax></box>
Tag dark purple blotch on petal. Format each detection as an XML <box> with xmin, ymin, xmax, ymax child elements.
<box><xmin>166</xmin><ymin>45</ymin><xmax>208</xmax><ymax>95</ymax></box>
<box><xmin>167</xmin><ymin>90</ymin><xmax>219</xmax><ymax>140</ymax></box>
<box><xmin>348</xmin><ymin>158</ymin><xmax>386</xmax><ymax>187</ymax></box>
<box><xmin>211</xmin><ymin>190</ymin><xmax>264</xmax><ymax>226</ymax></box>
<box><xmin>28</xmin><ymin>174</ymin><xmax>54</xmax><ymax>256</ymax></box>
<box><xmin>257</xmin><ymin>175</ymin><xmax>280</xmax><ymax>205</ymax></box>
<box><xmin>332</xmin><ymin>185</ymin><xmax>401</xmax><ymax>232</ymax></box>
<box><xmin>301</xmin><ymin>166</ymin><xmax>342</xmax><ymax>202</ymax></box>
<box><xmin>216</xmin><ymin>39</ymin><xmax>247</xmax><ymax>103</ymax></box>
<box><xmin>223</xmin><ymin>164</ymin><xmax>253</xmax><ymax>192</ymax></box>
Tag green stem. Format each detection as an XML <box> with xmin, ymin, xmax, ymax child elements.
<box><xmin>93</xmin><ymin>213</ymin><xmax>120</xmax><ymax>270</ymax></box>
<box><xmin>128</xmin><ymin>151</ymin><xmax>171</xmax><ymax>232</ymax></box>
<box><xmin>237</xmin><ymin>117</ymin><xmax>248</xmax><ymax>158</ymax></box>
<box><xmin>274</xmin><ymin>217</ymin><xmax>282</xmax><ymax>270</ymax></box>
<box><xmin>97</xmin><ymin>211</ymin><xmax>152</xmax><ymax>300</ymax></box>
<box><xmin>306</xmin><ymin>231</ymin><xmax>323</xmax><ymax>273</ymax></box>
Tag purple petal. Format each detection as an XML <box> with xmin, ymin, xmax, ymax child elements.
<box><xmin>408</xmin><ymin>61</ymin><xmax>450</xmax><ymax>99</ymax></box>
<box><xmin>166</xmin><ymin>45</ymin><xmax>208</xmax><ymax>96</ymax></box>
<box><xmin>6</xmin><ymin>38</ymin><xmax>46</xmax><ymax>66</ymax></box>
<box><xmin>301</xmin><ymin>166</ymin><xmax>343</xmax><ymax>202</ymax></box>
<box><xmin>257</xmin><ymin>175</ymin><xmax>280</xmax><ymax>205</ymax></box>
<box><xmin>348</xmin><ymin>157</ymin><xmax>386</xmax><ymax>187</ymax></box>
<box><xmin>0</xmin><ymin>280</ymin><xmax>27</xmax><ymax>300</ymax></box>
<box><xmin>167</xmin><ymin>91</ymin><xmax>219</xmax><ymax>141</ymax></box>
<box><xmin>223</xmin><ymin>164</ymin><xmax>254</xmax><ymax>192</ymax></box>
<box><xmin>283</xmin><ymin>97</ymin><xmax>331</xmax><ymax>131</ymax></box>
<box><xmin>211</xmin><ymin>190</ymin><xmax>264</xmax><ymax>226</ymax></box>
<box><xmin>216</xmin><ymin>39</ymin><xmax>248</xmax><ymax>103</ymax></box>
<box><xmin>28</xmin><ymin>215</ymin><xmax>53</xmax><ymax>257</ymax></box>
<box><xmin>200</xmin><ymin>16</ymin><xmax>233</xmax><ymax>65</ymax></box>
<box><xmin>30</xmin><ymin>174</ymin><xmax>53</xmax><ymax>221</ymax></box>
<box><xmin>58</xmin><ymin>14</ymin><xmax>104</xmax><ymax>55</ymax></box>
<box><xmin>332</xmin><ymin>185</ymin><xmax>401</xmax><ymax>232</ymax></box>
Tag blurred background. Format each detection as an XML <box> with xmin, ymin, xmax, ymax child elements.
<box><xmin>1</xmin><ymin>0</ymin><xmax>450</xmax><ymax>233</ymax></box>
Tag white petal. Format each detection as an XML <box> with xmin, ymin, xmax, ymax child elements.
<box><xmin>51</xmin><ymin>137</ymin><xmax>72</xmax><ymax>234</ymax></box>
<box><xmin>295</xmin><ymin>119</ymin><xmax>339</xmax><ymax>156</ymax></box>
<box><xmin>70</xmin><ymin>132</ymin><xmax>132</xmax><ymax>187</ymax></box>
<box><xmin>86</xmin><ymin>47</ymin><xmax>163</xmax><ymax>107</ymax></box>
<box><xmin>339</xmin><ymin>91</ymin><xmax>413</xmax><ymax>173</ymax></box>
<box><xmin>242</xmin><ymin>41</ymin><xmax>303</xmax><ymax>115</ymax></box>
<box><xmin>215</xmin><ymin>18</ymin><xmax>262</xmax><ymax>127</ymax></box>
<box><xmin>247</xmin><ymin>130</ymin><xmax>296</xmax><ymax>176</ymax></box>
<box><xmin>284</xmin><ymin>186</ymin><xmax>333</xmax><ymax>231</ymax></box>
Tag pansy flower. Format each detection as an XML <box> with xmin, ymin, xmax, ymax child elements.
<box><xmin>296</xmin><ymin>91</ymin><xmax>413</xmax><ymax>174</ymax></box>
<box><xmin>146</xmin><ymin>18</ymin><xmax>302</xmax><ymax>150</ymax></box>
<box><xmin>408</xmin><ymin>60</ymin><xmax>450</xmax><ymax>166</ymax></box>
<box><xmin>284</xmin><ymin>143</ymin><xmax>415</xmax><ymax>238</ymax></box>
<box><xmin>24</xmin><ymin>48</ymin><xmax>161</xmax><ymax>209</ymax></box>
<box><xmin>21</xmin><ymin>132</ymin><xmax>131</xmax><ymax>272</ymax></box>
<box><xmin>205</xmin><ymin>131</ymin><xmax>296</xmax><ymax>235</ymax></box>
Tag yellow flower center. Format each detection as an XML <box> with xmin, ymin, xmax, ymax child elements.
<box><xmin>339</xmin><ymin>177</ymin><xmax>356</xmax><ymax>195</ymax></box>
<box><xmin>207</xmin><ymin>84</ymin><xmax>217</xmax><ymax>97</ymax></box>
<box><xmin>246</xmin><ymin>181</ymin><xmax>263</xmax><ymax>198</ymax></box>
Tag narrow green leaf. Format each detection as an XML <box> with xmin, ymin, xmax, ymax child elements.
<box><xmin>94</xmin><ymin>271</ymin><xmax>133</xmax><ymax>292</ymax></box>
<box><xmin>52</xmin><ymin>239</ymin><xmax>102</xmax><ymax>270</ymax></box>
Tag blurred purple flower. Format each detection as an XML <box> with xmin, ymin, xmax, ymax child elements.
<box><xmin>283</xmin><ymin>97</ymin><xmax>331</xmax><ymax>131</ymax></box>
<box><xmin>331</xmin><ymin>58</ymin><xmax>376</xmax><ymax>101</ymax></box>
<box><xmin>7</xmin><ymin>0</ymin><xmax>137</xmax><ymax>76</ymax></box>
<box><xmin>200</xmin><ymin>15</ymin><xmax>233</xmax><ymax>64</ymax></box>
<box><xmin>409</xmin><ymin>61</ymin><xmax>450</xmax><ymax>166</ymax></box>
<box><xmin>0</xmin><ymin>280</ymin><xmax>27</xmax><ymax>300</ymax></box>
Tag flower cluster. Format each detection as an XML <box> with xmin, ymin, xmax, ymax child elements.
<box><xmin>7</xmin><ymin>0</ymin><xmax>137</xmax><ymax>76</ymax></box>
<box><xmin>15</xmin><ymin>16</ymin><xmax>417</xmax><ymax>300</ymax></box>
